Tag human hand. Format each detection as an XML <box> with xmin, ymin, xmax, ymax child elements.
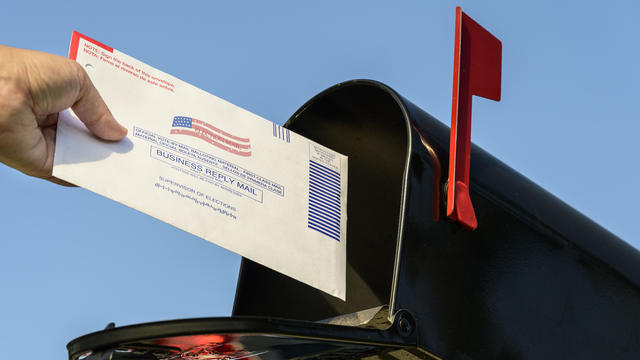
<box><xmin>0</xmin><ymin>45</ymin><xmax>127</xmax><ymax>184</ymax></box>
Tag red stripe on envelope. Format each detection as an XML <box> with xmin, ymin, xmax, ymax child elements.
<box><xmin>69</xmin><ymin>31</ymin><xmax>113</xmax><ymax>60</ymax></box>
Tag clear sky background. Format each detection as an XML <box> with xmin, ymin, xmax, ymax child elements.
<box><xmin>1</xmin><ymin>0</ymin><xmax>638</xmax><ymax>358</ymax></box>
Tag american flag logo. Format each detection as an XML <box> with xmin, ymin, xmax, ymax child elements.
<box><xmin>170</xmin><ymin>116</ymin><xmax>251</xmax><ymax>157</ymax></box>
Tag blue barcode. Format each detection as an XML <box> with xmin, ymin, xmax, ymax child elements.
<box><xmin>273</xmin><ymin>123</ymin><xmax>290</xmax><ymax>143</ymax></box>
<box><xmin>308</xmin><ymin>160</ymin><xmax>341</xmax><ymax>241</ymax></box>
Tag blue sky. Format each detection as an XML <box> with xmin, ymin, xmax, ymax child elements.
<box><xmin>1</xmin><ymin>1</ymin><xmax>638</xmax><ymax>358</ymax></box>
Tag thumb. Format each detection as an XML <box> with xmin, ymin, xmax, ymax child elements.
<box><xmin>71</xmin><ymin>64</ymin><xmax>127</xmax><ymax>141</ymax></box>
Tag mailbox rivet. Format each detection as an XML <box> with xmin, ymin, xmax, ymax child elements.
<box><xmin>396</xmin><ymin>312</ymin><xmax>414</xmax><ymax>337</ymax></box>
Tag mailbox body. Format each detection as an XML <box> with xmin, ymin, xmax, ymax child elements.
<box><xmin>234</xmin><ymin>80</ymin><xmax>640</xmax><ymax>359</ymax></box>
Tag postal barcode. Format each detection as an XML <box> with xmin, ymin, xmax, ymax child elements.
<box><xmin>273</xmin><ymin>123</ymin><xmax>290</xmax><ymax>143</ymax></box>
<box><xmin>308</xmin><ymin>160</ymin><xmax>341</xmax><ymax>242</ymax></box>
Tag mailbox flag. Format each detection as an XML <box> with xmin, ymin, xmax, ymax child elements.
<box><xmin>448</xmin><ymin>7</ymin><xmax>502</xmax><ymax>230</ymax></box>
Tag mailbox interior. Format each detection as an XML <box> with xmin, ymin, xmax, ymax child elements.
<box><xmin>233</xmin><ymin>81</ymin><xmax>412</xmax><ymax>321</ymax></box>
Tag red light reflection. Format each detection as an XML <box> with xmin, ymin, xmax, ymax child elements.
<box><xmin>151</xmin><ymin>334</ymin><xmax>248</xmax><ymax>359</ymax></box>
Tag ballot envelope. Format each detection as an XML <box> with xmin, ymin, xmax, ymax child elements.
<box><xmin>53</xmin><ymin>32</ymin><xmax>348</xmax><ymax>300</ymax></box>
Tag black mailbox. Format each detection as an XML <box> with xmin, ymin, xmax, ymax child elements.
<box><xmin>68</xmin><ymin>80</ymin><xmax>640</xmax><ymax>360</ymax></box>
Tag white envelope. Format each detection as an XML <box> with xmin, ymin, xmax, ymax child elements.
<box><xmin>53</xmin><ymin>32</ymin><xmax>347</xmax><ymax>299</ymax></box>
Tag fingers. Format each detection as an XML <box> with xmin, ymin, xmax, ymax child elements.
<box><xmin>38</xmin><ymin>124</ymin><xmax>57</xmax><ymax>177</ymax></box>
<box><xmin>71</xmin><ymin>63</ymin><xmax>128</xmax><ymax>141</ymax></box>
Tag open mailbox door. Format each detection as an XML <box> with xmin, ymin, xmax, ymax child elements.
<box><xmin>69</xmin><ymin>80</ymin><xmax>640</xmax><ymax>360</ymax></box>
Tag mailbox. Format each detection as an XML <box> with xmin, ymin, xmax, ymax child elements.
<box><xmin>68</xmin><ymin>80</ymin><xmax>640</xmax><ymax>360</ymax></box>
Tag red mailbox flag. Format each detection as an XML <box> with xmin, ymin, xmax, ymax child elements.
<box><xmin>447</xmin><ymin>7</ymin><xmax>502</xmax><ymax>230</ymax></box>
